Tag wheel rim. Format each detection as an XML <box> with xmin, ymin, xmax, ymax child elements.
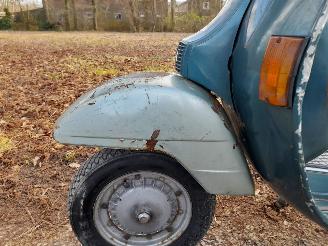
<box><xmin>93</xmin><ymin>171</ymin><xmax>192</xmax><ymax>246</ymax></box>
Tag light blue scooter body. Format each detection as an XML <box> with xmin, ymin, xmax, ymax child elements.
<box><xmin>54</xmin><ymin>73</ymin><xmax>254</xmax><ymax>195</ymax></box>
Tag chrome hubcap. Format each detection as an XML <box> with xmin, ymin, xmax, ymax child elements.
<box><xmin>93</xmin><ymin>171</ymin><xmax>192</xmax><ymax>246</ymax></box>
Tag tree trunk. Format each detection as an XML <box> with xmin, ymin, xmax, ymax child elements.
<box><xmin>125</xmin><ymin>0</ymin><xmax>139</xmax><ymax>32</ymax></box>
<box><xmin>64</xmin><ymin>0</ymin><xmax>70</xmax><ymax>31</ymax></box>
<box><xmin>198</xmin><ymin>0</ymin><xmax>202</xmax><ymax>16</ymax></box>
<box><xmin>42</xmin><ymin>0</ymin><xmax>49</xmax><ymax>23</ymax></box>
<box><xmin>71</xmin><ymin>0</ymin><xmax>78</xmax><ymax>30</ymax></box>
<box><xmin>131</xmin><ymin>0</ymin><xmax>140</xmax><ymax>32</ymax></box>
<box><xmin>91</xmin><ymin>0</ymin><xmax>98</xmax><ymax>31</ymax></box>
<box><xmin>157</xmin><ymin>0</ymin><xmax>166</xmax><ymax>32</ymax></box>
<box><xmin>170</xmin><ymin>0</ymin><xmax>175</xmax><ymax>31</ymax></box>
<box><xmin>152</xmin><ymin>0</ymin><xmax>157</xmax><ymax>32</ymax></box>
<box><xmin>26</xmin><ymin>4</ymin><xmax>30</xmax><ymax>30</ymax></box>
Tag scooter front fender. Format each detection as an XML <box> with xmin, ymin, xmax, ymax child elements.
<box><xmin>54</xmin><ymin>73</ymin><xmax>254</xmax><ymax>195</ymax></box>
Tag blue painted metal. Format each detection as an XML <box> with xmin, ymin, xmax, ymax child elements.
<box><xmin>176</xmin><ymin>0</ymin><xmax>251</xmax><ymax>105</ymax></box>
<box><xmin>231</xmin><ymin>0</ymin><xmax>328</xmax><ymax>228</ymax></box>
<box><xmin>303</xmin><ymin>24</ymin><xmax>328</xmax><ymax>162</ymax></box>
<box><xmin>54</xmin><ymin>73</ymin><xmax>254</xmax><ymax>195</ymax></box>
<box><xmin>306</xmin><ymin>167</ymin><xmax>328</xmax><ymax>217</ymax></box>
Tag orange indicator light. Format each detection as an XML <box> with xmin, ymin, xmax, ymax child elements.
<box><xmin>259</xmin><ymin>36</ymin><xmax>306</xmax><ymax>107</ymax></box>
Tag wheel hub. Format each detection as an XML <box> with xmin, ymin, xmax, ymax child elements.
<box><xmin>93</xmin><ymin>171</ymin><xmax>192</xmax><ymax>246</ymax></box>
<box><xmin>107</xmin><ymin>176</ymin><xmax>179</xmax><ymax>236</ymax></box>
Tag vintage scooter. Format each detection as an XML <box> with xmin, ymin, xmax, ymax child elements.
<box><xmin>54</xmin><ymin>0</ymin><xmax>328</xmax><ymax>245</ymax></box>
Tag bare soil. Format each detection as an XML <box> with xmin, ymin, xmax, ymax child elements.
<box><xmin>0</xmin><ymin>32</ymin><xmax>327</xmax><ymax>246</ymax></box>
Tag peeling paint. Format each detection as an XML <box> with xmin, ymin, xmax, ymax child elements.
<box><xmin>200</xmin><ymin>131</ymin><xmax>211</xmax><ymax>141</ymax></box>
<box><xmin>90</xmin><ymin>91</ymin><xmax>96</xmax><ymax>99</ymax></box>
<box><xmin>112</xmin><ymin>82</ymin><xmax>136</xmax><ymax>92</ymax></box>
<box><xmin>211</xmin><ymin>98</ymin><xmax>234</xmax><ymax>134</ymax></box>
<box><xmin>295</xmin><ymin>2</ymin><xmax>328</xmax><ymax>160</ymax></box>
<box><xmin>211</xmin><ymin>98</ymin><xmax>222</xmax><ymax>115</ymax></box>
<box><xmin>146</xmin><ymin>92</ymin><xmax>151</xmax><ymax>105</ymax></box>
<box><xmin>54</xmin><ymin>72</ymin><xmax>254</xmax><ymax>195</ymax></box>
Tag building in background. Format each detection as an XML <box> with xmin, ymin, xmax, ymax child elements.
<box><xmin>0</xmin><ymin>0</ymin><xmax>225</xmax><ymax>32</ymax></box>
<box><xmin>175</xmin><ymin>1</ymin><xmax>188</xmax><ymax>15</ymax></box>
<box><xmin>43</xmin><ymin>0</ymin><xmax>168</xmax><ymax>31</ymax></box>
<box><xmin>187</xmin><ymin>0</ymin><xmax>224</xmax><ymax>16</ymax></box>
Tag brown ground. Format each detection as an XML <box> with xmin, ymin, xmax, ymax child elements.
<box><xmin>0</xmin><ymin>32</ymin><xmax>327</xmax><ymax>246</ymax></box>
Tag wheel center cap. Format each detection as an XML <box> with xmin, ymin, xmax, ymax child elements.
<box><xmin>137</xmin><ymin>211</ymin><xmax>151</xmax><ymax>224</ymax></box>
<box><xmin>93</xmin><ymin>171</ymin><xmax>193</xmax><ymax>245</ymax></box>
<box><xmin>107</xmin><ymin>176</ymin><xmax>179</xmax><ymax>236</ymax></box>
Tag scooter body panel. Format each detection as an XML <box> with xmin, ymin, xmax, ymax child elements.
<box><xmin>176</xmin><ymin>0</ymin><xmax>251</xmax><ymax>105</ymax></box>
<box><xmin>54</xmin><ymin>0</ymin><xmax>328</xmax><ymax>231</ymax></box>
<box><xmin>54</xmin><ymin>73</ymin><xmax>254</xmax><ymax>195</ymax></box>
<box><xmin>231</xmin><ymin>0</ymin><xmax>328</xmax><ymax>228</ymax></box>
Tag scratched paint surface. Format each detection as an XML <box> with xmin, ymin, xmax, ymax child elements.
<box><xmin>54</xmin><ymin>72</ymin><xmax>254</xmax><ymax>195</ymax></box>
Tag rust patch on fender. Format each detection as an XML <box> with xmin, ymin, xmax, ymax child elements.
<box><xmin>211</xmin><ymin>98</ymin><xmax>222</xmax><ymax>115</ymax></box>
<box><xmin>211</xmin><ymin>98</ymin><xmax>233</xmax><ymax>132</ymax></box>
<box><xmin>146</xmin><ymin>129</ymin><xmax>160</xmax><ymax>151</ymax></box>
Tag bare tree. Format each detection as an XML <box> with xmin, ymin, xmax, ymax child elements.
<box><xmin>188</xmin><ymin>0</ymin><xmax>202</xmax><ymax>16</ymax></box>
<box><xmin>64</xmin><ymin>0</ymin><xmax>70</xmax><ymax>30</ymax></box>
<box><xmin>124</xmin><ymin>0</ymin><xmax>139</xmax><ymax>32</ymax></box>
<box><xmin>15</xmin><ymin>0</ymin><xmax>30</xmax><ymax>30</ymax></box>
<box><xmin>42</xmin><ymin>0</ymin><xmax>49</xmax><ymax>23</ymax></box>
<box><xmin>1</xmin><ymin>0</ymin><xmax>21</xmax><ymax>12</ymax></box>
<box><xmin>91</xmin><ymin>0</ymin><xmax>98</xmax><ymax>31</ymax></box>
<box><xmin>25</xmin><ymin>2</ymin><xmax>30</xmax><ymax>30</ymax></box>
<box><xmin>71</xmin><ymin>0</ymin><xmax>77</xmax><ymax>30</ymax></box>
<box><xmin>152</xmin><ymin>0</ymin><xmax>157</xmax><ymax>31</ymax></box>
<box><xmin>170</xmin><ymin>0</ymin><xmax>175</xmax><ymax>31</ymax></box>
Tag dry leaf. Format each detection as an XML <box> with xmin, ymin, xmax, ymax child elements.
<box><xmin>32</xmin><ymin>156</ymin><xmax>41</xmax><ymax>167</ymax></box>
<box><xmin>69</xmin><ymin>162</ymin><xmax>80</xmax><ymax>169</ymax></box>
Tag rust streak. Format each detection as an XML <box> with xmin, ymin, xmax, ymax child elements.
<box><xmin>211</xmin><ymin>98</ymin><xmax>222</xmax><ymax>115</ymax></box>
<box><xmin>146</xmin><ymin>129</ymin><xmax>160</xmax><ymax>151</ymax></box>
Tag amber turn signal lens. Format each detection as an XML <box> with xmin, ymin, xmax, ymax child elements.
<box><xmin>259</xmin><ymin>36</ymin><xmax>306</xmax><ymax>107</ymax></box>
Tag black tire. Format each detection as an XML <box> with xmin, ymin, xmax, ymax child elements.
<box><xmin>68</xmin><ymin>149</ymin><xmax>216</xmax><ymax>246</ymax></box>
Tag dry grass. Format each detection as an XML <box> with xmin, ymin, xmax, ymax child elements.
<box><xmin>0</xmin><ymin>31</ymin><xmax>327</xmax><ymax>246</ymax></box>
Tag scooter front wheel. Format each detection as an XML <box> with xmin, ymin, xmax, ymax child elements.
<box><xmin>68</xmin><ymin>149</ymin><xmax>216</xmax><ymax>246</ymax></box>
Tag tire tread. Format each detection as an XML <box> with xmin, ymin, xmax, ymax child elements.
<box><xmin>68</xmin><ymin>149</ymin><xmax>129</xmax><ymax>214</ymax></box>
<box><xmin>68</xmin><ymin>149</ymin><xmax>216</xmax><ymax>246</ymax></box>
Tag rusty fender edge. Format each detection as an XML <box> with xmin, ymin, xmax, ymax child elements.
<box><xmin>54</xmin><ymin>72</ymin><xmax>254</xmax><ymax>195</ymax></box>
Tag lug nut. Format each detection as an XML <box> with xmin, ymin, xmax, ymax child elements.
<box><xmin>137</xmin><ymin>212</ymin><xmax>151</xmax><ymax>224</ymax></box>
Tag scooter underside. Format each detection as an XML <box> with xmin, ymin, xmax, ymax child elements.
<box><xmin>306</xmin><ymin>153</ymin><xmax>328</xmax><ymax>217</ymax></box>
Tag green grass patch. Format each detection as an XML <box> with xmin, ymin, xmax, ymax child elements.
<box><xmin>64</xmin><ymin>150</ymin><xmax>76</xmax><ymax>162</ymax></box>
<box><xmin>0</xmin><ymin>134</ymin><xmax>14</xmax><ymax>155</ymax></box>
<box><xmin>94</xmin><ymin>68</ymin><xmax>120</xmax><ymax>77</ymax></box>
<box><xmin>144</xmin><ymin>65</ymin><xmax>174</xmax><ymax>73</ymax></box>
